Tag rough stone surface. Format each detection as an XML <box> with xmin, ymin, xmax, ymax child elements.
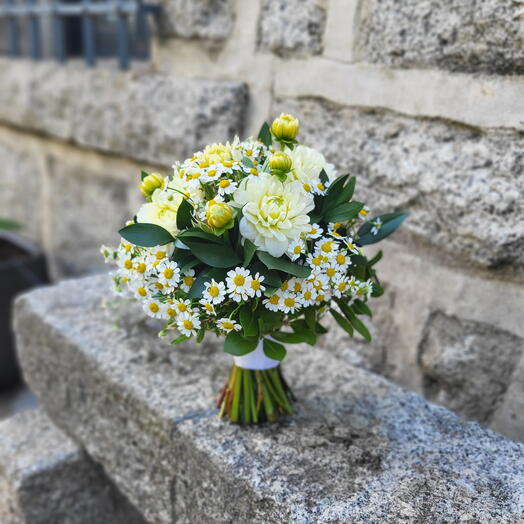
<box><xmin>257</xmin><ymin>0</ymin><xmax>327</xmax><ymax>57</ymax></box>
<box><xmin>0</xmin><ymin>409</ymin><xmax>146</xmax><ymax>524</ymax></box>
<box><xmin>418</xmin><ymin>311</ymin><xmax>524</xmax><ymax>424</ymax></box>
<box><xmin>159</xmin><ymin>0</ymin><xmax>234</xmax><ymax>41</ymax></box>
<box><xmin>0</xmin><ymin>59</ymin><xmax>248</xmax><ymax>166</ymax></box>
<box><xmin>356</xmin><ymin>0</ymin><xmax>524</xmax><ymax>75</ymax></box>
<box><xmin>0</xmin><ymin>136</ymin><xmax>43</xmax><ymax>244</ymax></box>
<box><xmin>13</xmin><ymin>275</ymin><xmax>524</xmax><ymax>523</ymax></box>
<box><xmin>274</xmin><ymin>98</ymin><xmax>524</xmax><ymax>271</ymax></box>
<box><xmin>45</xmin><ymin>156</ymin><xmax>135</xmax><ymax>278</ymax></box>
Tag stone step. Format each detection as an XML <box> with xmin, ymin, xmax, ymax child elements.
<box><xmin>13</xmin><ymin>275</ymin><xmax>524</xmax><ymax>523</ymax></box>
<box><xmin>0</xmin><ymin>409</ymin><xmax>147</xmax><ymax>524</ymax></box>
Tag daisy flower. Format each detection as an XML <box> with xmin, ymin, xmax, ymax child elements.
<box><xmin>216</xmin><ymin>178</ymin><xmax>238</xmax><ymax>196</ymax></box>
<box><xmin>249</xmin><ymin>272</ymin><xmax>266</xmax><ymax>297</ymax></box>
<box><xmin>306</xmin><ymin>223</ymin><xmax>323</xmax><ymax>240</ymax></box>
<box><xmin>323</xmin><ymin>263</ymin><xmax>339</xmax><ymax>280</ymax></box>
<box><xmin>315</xmin><ymin>237</ymin><xmax>337</xmax><ymax>258</ymax></box>
<box><xmin>142</xmin><ymin>298</ymin><xmax>165</xmax><ymax>319</ymax></box>
<box><xmin>288</xmin><ymin>277</ymin><xmax>305</xmax><ymax>294</ymax></box>
<box><xmin>203</xmin><ymin>279</ymin><xmax>226</xmax><ymax>304</ymax></box>
<box><xmin>176</xmin><ymin>312</ymin><xmax>201</xmax><ymax>337</ymax></box>
<box><xmin>199</xmin><ymin>300</ymin><xmax>216</xmax><ymax>315</ymax></box>
<box><xmin>344</xmin><ymin>236</ymin><xmax>360</xmax><ymax>255</ymax></box>
<box><xmin>226</xmin><ymin>267</ymin><xmax>253</xmax><ymax>302</ymax></box>
<box><xmin>279</xmin><ymin>292</ymin><xmax>302</xmax><ymax>314</ymax></box>
<box><xmin>286</xmin><ymin>240</ymin><xmax>305</xmax><ymax>261</ymax></box>
<box><xmin>217</xmin><ymin>318</ymin><xmax>241</xmax><ymax>333</ymax></box>
<box><xmin>157</xmin><ymin>261</ymin><xmax>181</xmax><ymax>290</ymax></box>
<box><xmin>173</xmin><ymin>298</ymin><xmax>192</xmax><ymax>314</ymax></box>
<box><xmin>306</xmin><ymin>252</ymin><xmax>324</xmax><ymax>270</ymax></box>
<box><xmin>300</xmin><ymin>284</ymin><xmax>317</xmax><ymax>306</ymax></box>
<box><xmin>333</xmin><ymin>250</ymin><xmax>351</xmax><ymax>270</ymax></box>
<box><xmin>180</xmin><ymin>269</ymin><xmax>196</xmax><ymax>293</ymax></box>
<box><xmin>332</xmin><ymin>276</ymin><xmax>351</xmax><ymax>298</ymax></box>
<box><xmin>263</xmin><ymin>292</ymin><xmax>282</xmax><ymax>312</ymax></box>
<box><xmin>359</xmin><ymin>205</ymin><xmax>370</xmax><ymax>219</ymax></box>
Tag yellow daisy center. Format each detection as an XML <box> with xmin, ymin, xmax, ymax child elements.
<box><xmin>219</xmin><ymin>179</ymin><xmax>230</xmax><ymax>188</ymax></box>
<box><xmin>269</xmin><ymin>295</ymin><xmax>280</xmax><ymax>305</ymax></box>
<box><xmin>149</xmin><ymin>303</ymin><xmax>159</xmax><ymax>313</ymax></box>
<box><xmin>183</xmin><ymin>276</ymin><xmax>194</xmax><ymax>287</ymax></box>
<box><xmin>336</xmin><ymin>254</ymin><xmax>346</xmax><ymax>265</ymax></box>
<box><xmin>209</xmin><ymin>285</ymin><xmax>220</xmax><ymax>297</ymax></box>
<box><xmin>183</xmin><ymin>319</ymin><xmax>194</xmax><ymax>330</ymax></box>
<box><xmin>177</xmin><ymin>303</ymin><xmax>187</xmax><ymax>312</ymax></box>
<box><xmin>163</xmin><ymin>268</ymin><xmax>174</xmax><ymax>279</ymax></box>
<box><xmin>138</xmin><ymin>287</ymin><xmax>147</xmax><ymax>297</ymax></box>
<box><xmin>284</xmin><ymin>297</ymin><xmax>295</xmax><ymax>308</ymax></box>
<box><xmin>222</xmin><ymin>321</ymin><xmax>235</xmax><ymax>330</ymax></box>
<box><xmin>251</xmin><ymin>280</ymin><xmax>261</xmax><ymax>290</ymax></box>
<box><xmin>124</xmin><ymin>259</ymin><xmax>133</xmax><ymax>270</ymax></box>
<box><xmin>293</xmin><ymin>245</ymin><xmax>302</xmax><ymax>254</ymax></box>
<box><xmin>167</xmin><ymin>308</ymin><xmax>176</xmax><ymax>318</ymax></box>
<box><xmin>233</xmin><ymin>274</ymin><xmax>245</xmax><ymax>286</ymax></box>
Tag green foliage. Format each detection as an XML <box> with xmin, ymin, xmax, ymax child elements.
<box><xmin>357</xmin><ymin>212</ymin><xmax>409</xmax><ymax>245</ymax></box>
<box><xmin>329</xmin><ymin>308</ymin><xmax>354</xmax><ymax>336</ymax></box>
<box><xmin>271</xmin><ymin>330</ymin><xmax>316</xmax><ymax>345</ymax></box>
<box><xmin>177</xmin><ymin>229</ymin><xmax>241</xmax><ymax>268</ymax></box>
<box><xmin>240</xmin><ymin>305</ymin><xmax>259</xmax><ymax>338</ymax></box>
<box><xmin>258</xmin><ymin>122</ymin><xmax>272</xmax><ymax>147</ymax></box>
<box><xmin>224</xmin><ymin>331</ymin><xmax>258</xmax><ymax>356</ymax></box>
<box><xmin>263</xmin><ymin>338</ymin><xmax>286</xmax><ymax>361</ymax></box>
<box><xmin>0</xmin><ymin>218</ymin><xmax>22</xmax><ymax>231</ymax></box>
<box><xmin>119</xmin><ymin>223</ymin><xmax>175</xmax><ymax>247</ymax></box>
<box><xmin>243</xmin><ymin>239</ymin><xmax>258</xmax><ymax>266</ymax></box>
<box><xmin>257</xmin><ymin>251</ymin><xmax>311</xmax><ymax>278</ymax></box>
<box><xmin>140</xmin><ymin>170</ymin><xmax>149</xmax><ymax>181</ymax></box>
<box><xmin>176</xmin><ymin>198</ymin><xmax>194</xmax><ymax>230</ymax></box>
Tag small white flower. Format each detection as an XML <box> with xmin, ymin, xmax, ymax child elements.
<box><xmin>332</xmin><ymin>276</ymin><xmax>351</xmax><ymax>298</ymax></box>
<box><xmin>370</xmin><ymin>218</ymin><xmax>383</xmax><ymax>236</ymax></box>
<box><xmin>176</xmin><ymin>311</ymin><xmax>201</xmax><ymax>337</ymax></box>
<box><xmin>323</xmin><ymin>262</ymin><xmax>340</xmax><ymax>280</ymax></box>
<box><xmin>311</xmin><ymin>178</ymin><xmax>329</xmax><ymax>196</ymax></box>
<box><xmin>180</xmin><ymin>269</ymin><xmax>196</xmax><ymax>293</ymax></box>
<box><xmin>142</xmin><ymin>298</ymin><xmax>165</xmax><ymax>319</ymax></box>
<box><xmin>306</xmin><ymin>223</ymin><xmax>323</xmax><ymax>240</ymax></box>
<box><xmin>263</xmin><ymin>292</ymin><xmax>282</xmax><ymax>312</ymax></box>
<box><xmin>306</xmin><ymin>252</ymin><xmax>325</xmax><ymax>270</ymax></box>
<box><xmin>216</xmin><ymin>178</ymin><xmax>238</xmax><ymax>196</ymax></box>
<box><xmin>314</xmin><ymin>237</ymin><xmax>338</xmax><ymax>258</ymax></box>
<box><xmin>145</xmin><ymin>244</ymin><xmax>175</xmax><ymax>266</ymax></box>
<box><xmin>172</xmin><ymin>298</ymin><xmax>192</xmax><ymax>314</ymax></box>
<box><xmin>286</xmin><ymin>240</ymin><xmax>305</xmax><ymax>261</ymax></box>
<box><xmin>356</xmin><ymin>280</ymin><xmax>373</xmax><ymax>299</ymax></box>
<box><xmin>226</xmin><ymin>267</ymin><xmax>253</xmax><ymax>302</ymax></box>
<box><xmin>157</xmin><ymin>261</ymin><xmax>181</xmax><ymax>289</ymax></box>
<box><xmin>333</xmin><ymin>250</ymin><xmax>351</xmax><ymax>270</ymax></box>
<box><xmin>300</xmin><ymin>284</ymin><xmax>317</xmax><ymax>306</ymax></box>
<box><xmin>217</xmin><ymin>318</ymin><xmax>241</xmax><ymax>333</ymax></box>
<box><xmin>203</xmin><ymin>279</ymin><xmax>226</xmax><ymax>304</ymax></box>
<box><xmin>359</xmin><ymin>205</ymin><xmax>370</xmax><ymax>220</ymax></box>
<box><xmin>288</xmin><ymin>277</ymin><xmax>305</xmax><ymax>295</ymax></box>
<box><xmin>199</xmin><ymin>300</ymin><xmax>216</xmax><ymax>315</ymax></box>
<box><xmin>249</xmin><ymin>272</ymin><xmax>266</xmax><ymax>297</ymax></box>
<box><xmin>278</xmin><ymin>292</ymin><xmax>302</xmax><ymax>314</ymax></box>
<box><xmin>344</xmin><ymin>236</ymin><xmax>360</xmax><ymax>255</ymax></box>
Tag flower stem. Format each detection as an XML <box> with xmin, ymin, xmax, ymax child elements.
<box><xmin>217</xmin><ymin>364</ymin><xmax>294</xmax><ymax>424</ymax></box>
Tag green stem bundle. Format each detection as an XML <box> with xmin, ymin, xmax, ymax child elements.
<box><xmin>216</xmin><ymin>364</ymin><xmax>295</xmax><ymax>424</ymax></box>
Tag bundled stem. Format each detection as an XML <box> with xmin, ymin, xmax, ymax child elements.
<box><xmin>217</xmin><ymin>364</ymin><xmax>295</xmax><ymax>424</ymax></box>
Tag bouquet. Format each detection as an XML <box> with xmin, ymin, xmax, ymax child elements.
<box><xmin>101</xmin><ymin>114</ymin><xmax>407</xmax><ymax>424</ymax></box>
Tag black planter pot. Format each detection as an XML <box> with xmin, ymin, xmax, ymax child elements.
<box><xmin>0</xmin><ymin>233</ymin><xmax>49</xmax><ymax>390</ymax></box>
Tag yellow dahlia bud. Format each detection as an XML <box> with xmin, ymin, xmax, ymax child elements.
<box><xmin>271</xmin><ymin>113</ymin><xmax>299</xmax><ymax>142</ymax></box>
<box><xmin>269</xmin><ymin>151</ymin><xmax>292</xmax><ymax>181</ymax></box>
<box><xmin>206</xmin><ymin>200</ymin><xmax>234</xmax><ymax>229</ymax></box>
<box><xmin>139</xmin><ymin>173</ymin><xmax>164</xmax><ymax>199</ymax></box>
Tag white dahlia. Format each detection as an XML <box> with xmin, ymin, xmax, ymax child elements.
<box><xmin>287</xmin><ymin>145</ymin><xmax>337</xmax><ymax>188</ymax></box>
<box><xmin>232</xmin><ymin>175</ymin><xmax>314</xmax><ymax>257</ymax></box>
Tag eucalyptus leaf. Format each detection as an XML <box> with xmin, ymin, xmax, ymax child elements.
<box><xmin>357</xmin><ymin>212</ymin><xmax>409</xmax><ymax>246</ymax></box>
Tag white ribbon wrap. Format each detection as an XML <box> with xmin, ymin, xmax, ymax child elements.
<box><xmin>233</xmin><ymin>338</ymin><xmax>280</xmax><ymax>370</ymax></box>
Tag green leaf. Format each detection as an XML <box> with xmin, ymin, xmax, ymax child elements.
<box><xmin>259</xmin><ymin>309</ymin><xmax>283</xmax><ymax>333</ymax></box>
<box><xmin>371</xmin><ymin>282</ymin><xmax>384</xmax><ymax>297</ymax></box>
<box><xmin>353</xmin><ymin>299</ymin><xmax>373</xmax><ymax>317</ymax></box>
<box><xmin>357</xmin><ymin>212</ymin><xmax>409</xmax><ymax>246</ymax></box>
<box><xmin>257</xmin><ymin>251</ymin><xmax>311</xmax><ymax>278</ymax></box>
<box><xmin>243</xmin><ymin>239</ymin><xmax>258</xmax><ymax>266</ymax></box>
<box><xmin>330</xmin><ymin>308</ymin><xmax>354</xmax><ymax>337</ymax></box>
<box><xmin>140</xmin><ymin>170</ymin><xmax>149</xmax><ymax>181</ymax></box>
<box><xmin>242</xmin><ymin>156</ymin><xmax>255</xmax><ymax>169</ymax></box>
<box><xmin>324</xmin><ymin>201</ymin><xmax>364</xmax><ymax>223</ymax></box>
<box><xmin>369</xmin><ymin>250</ymin><xmax>383</xmax><ymax>266</ymax></box>
<box><xmin>196</xmin><ymin>329</ymin><xmax>205</xmax><ymax>343</ymax></box>
<box><xmin>304</xmin><ymin>307</ymin><xmax>316</xmax><ymax>331</ymax></box>
<box><xmin>177</xmin><ymin>228</ymin><xmax>225</xmax><ymax>244</ymax></box>
<box><xmin>180</xmin><ymin>257</ymin><xmax>200</xmax><ymax>274</ymax></box>
<box><xmin>271</xmin><ymin>330</ymin><xmax>316</xmax><ymax>345</ymax></box>
<box><xmin>240</xmin><ymin>305</ymin><xmax>259</xmax><ymax>338</ymax></box>
<box><xmin>258</xmin><ymin>122</ymin><xmax>272</xmax><ymax>147</ymax></box>
<box><xmin>337</xmin><ymin>175</ymin><xmax>356</xmax><ymax>205</ymax></box>
<box><xmin>336</xmin><ymin>300</ymin><xmax>372</xmax><ymax>341</ymax></box>
<box><xmin>176</xmin><ymin>198</ymin><xmax>193</xmax><ymax>230</ymax></box>
<box><xmin>0</xmin><ymin>218</ymin><xmax>22</xmax><ymax>231</ymax></box>
<box><xmin>319</xmin><ymin>169</ymin><xmax>329</xmax><ymax>185</ymax></box>
<box><xmin>119</xmin><ymin>223</ymin><xmax>175</xmax><ymax>247</ymax></box>
<box><xmin>171</xmin><ymin>334</ymin><xmax>190</xmax><ymax>344</ymax></box>
<box><xmin>224</xmin><ymin>332</ymin><xmax>258</xmax><ymax>356</ymax></box>
<box><xmin>263</xmin><ymin>339</ymin><xmax>286</xmax><ymax>361</ymax></box>
<box><xmin>188</xmin><ymin>268</ymin><xmax>227</xmax><ymax>299</ymax></box>
<box><xmin>315</xmin><ymin>322</ymin><xmax>328</xmax><ymax>334</ymax></box>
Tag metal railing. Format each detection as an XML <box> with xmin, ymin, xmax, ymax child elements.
<box><xmin>0</xmin><ymin>0</ymin><xmax>160</xmax><ymax>69</ymax></box>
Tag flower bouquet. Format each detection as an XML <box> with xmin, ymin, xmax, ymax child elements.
<box><xmin>101</xmin><ymin>114</ymin><xmax>407</xmax><ymax>424</ymax></box>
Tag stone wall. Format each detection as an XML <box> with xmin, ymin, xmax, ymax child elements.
<box><xmin>0</xmin><ymin>0</ymin><xmax>523</xmax><ymax>441</ymax></box>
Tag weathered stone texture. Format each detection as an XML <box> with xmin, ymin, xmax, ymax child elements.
<box><xmin>0</xmin><ymin>59</ymin><xmax>248</xmax><ymax>166</ymax></box>
<box><xmin>0</xmin><ymin>136</ymin><xmax>43</xmax><ymax>243</ymax></box>
<box><xmin>160</xmin><ymin>0</ymin><xmax>234</xmax><ymax>41</ymax></box>
<box><xmin>356</xmin><ymin>0</ymin><xmax>524</xmax><ymax>75</ymax></box>
<box><xmin>0</xmin><ymin>410</ymin><xmax>146</xmax><ymax>524</ymax></box>
<box><xmin>275</xmin><ymin>98</ymin><xmax>524</xmax><ymax>271</ymax></box>
<box><xmin>418</xmin><ymin>311</ymin><xmax>524</xmax><ymax>424</ymax></box>
<box><xmin>45</xmin><ymin>156</ymin><xmax>135</xmax><ymax>278</ymax></box>
<box><xmin>258</xmin><ymin>0</ymin><xmax>327</xmax><ymax>57</ymax></box>
<box><xmin>13</xmin><ymin>275</ymin><xmax>524</xmax><ymax>523</ymax></box>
